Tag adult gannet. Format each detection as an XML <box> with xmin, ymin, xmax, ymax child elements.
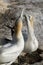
<box><xmin>18</xmin><ymin>13</ymin><xmax>43</xmax><ymax>65</ymax></box>
<box><xmin>0</xmin><ymin>10</ymin><xmax>24</xmax><ymax>65</ymax></box>
<box><xmin>23</xmin><ymin>14</ymin><xmax>38</xmax><ymax>53</ymax></box>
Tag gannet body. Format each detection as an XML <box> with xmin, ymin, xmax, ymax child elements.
<box><xmin>0</xmin><ymin>13</ymin><xmax>24</xmax><ymax>65</ymax></box>
<box><xmin>24</xmin><ymin>15</ymin><xmax>38</xmax><ymax>53</ymax></box>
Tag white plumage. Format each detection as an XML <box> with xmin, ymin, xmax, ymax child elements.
<box><xmin>24</xmin><ymin>14</ymin><xmax>38</xmax><ymax>53</ymax></box>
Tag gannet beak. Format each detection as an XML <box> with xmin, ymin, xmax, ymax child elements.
<box><xmin>29</xmin><ymin>15</ymin><xmax>34</xmax><ymax>28</ymax></box>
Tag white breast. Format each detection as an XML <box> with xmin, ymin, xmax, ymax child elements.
<box><xmin>0</xmin><ymin>33</ymin><xmax>24</xmax><ymax>64</ymax></box>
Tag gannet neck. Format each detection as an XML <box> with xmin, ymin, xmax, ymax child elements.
<box><xmin>16</xmin><ymin>31</ymin><xmax>23</xmax><ymax>39</ymax></box>
<box><xmin>25</xmin><ymin>14</ymin><xmax>35</xmax><ymax>38</ymax></box>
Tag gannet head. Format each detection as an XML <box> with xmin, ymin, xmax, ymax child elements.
<box><xmin>24</xmin><ymin>14</ymin><xmax>34</xmax><ymax>34</ymax></box>
<box><xmin>13</xmin><ymin>18</ymin><xmax>23</xmax><ymax>39</ymax></box>
<box><xmin>15</xmin><ymin>18</ymin><xmax>22</xmax><ymax>33</ymax></box>
<box><xmin>13</xmin><ymin>9</ymin><xmax>24</xmax><ymax>38</ymax></box>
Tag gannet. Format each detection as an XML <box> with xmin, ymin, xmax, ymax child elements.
<box><xmin>18</xmin><ymin>14</ymin><xmax>43</xmax><ymax>64</ymax></box>
<box><xmin>23</xmin><ymin>14</ymin><xmax>38</xmax><ymax>53</ymax></box>
<box><xmin>0</xmin><ymin>10</ymin><xmax>24</xmax><ymax>65</ymax></box>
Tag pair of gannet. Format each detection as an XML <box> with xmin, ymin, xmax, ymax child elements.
<box><xmin>6</xmin><ymin>11</ymin><xmax>38</xmax><ymax>54</ymax></box>
<box><xmin>0</xmin><ymin>10</ymin><xmax>24</xmax><ymax>65</ymax></box>
<box><xmin>23</xmin><ymin>14</ymin><xmax>38</xmax><ymax>53</ymax></box>
<box><xmin>0</xmin><ymin>9</ymin><xmax>39</xmax><ymax>65</ymax></box>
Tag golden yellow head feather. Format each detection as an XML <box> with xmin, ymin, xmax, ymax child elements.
<box><xmin>16</xmin><ymin>19</ymin><xmax>22</xmax><ymax>32</ymax></box>
<box><xmin>14</xmin><ymin>18</ymin><xmax>23</xmax><ymax>36</ymax></box>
